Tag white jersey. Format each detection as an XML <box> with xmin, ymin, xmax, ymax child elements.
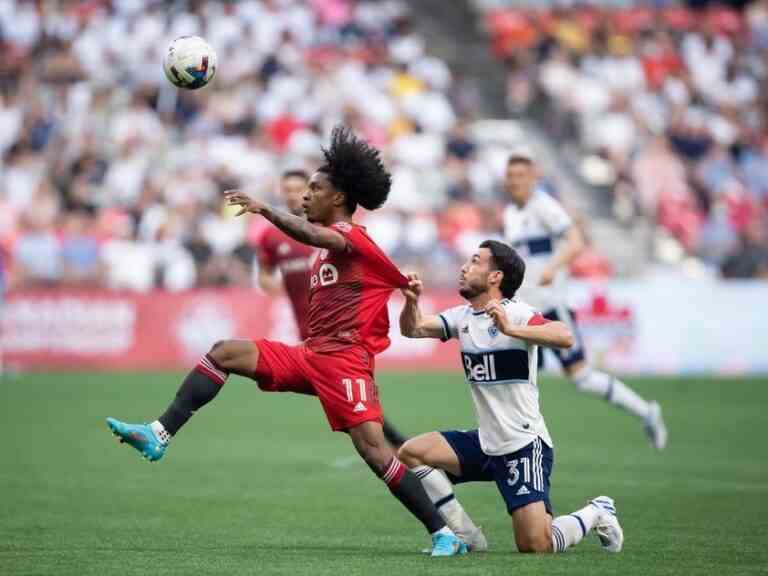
<box><xmin>503</xmin><ymin>189</ymin><xmax>572</xmax><ymax>312</ymax></box>
<box><xmin>438</xmin><ymin>298</ymin><xmax>553</xmax><ymax>455</ymax></box>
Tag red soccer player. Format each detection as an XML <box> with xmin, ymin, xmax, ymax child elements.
<box><xmin>256</xmin><ymin>172</ymin><xmax>430</xmax><ymax>453</ymax></box>
<box><xmin>106</xmin><ymin>127</ymin><xmax>467</xmax><ymax>556</ymax></box>
<box><xmin>255</xmin><ymin>169</ymin><xmax>314</xmax><ymax>340</ymax></box>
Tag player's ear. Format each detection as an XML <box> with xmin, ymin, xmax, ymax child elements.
<box><xmin>333</xmin><ymin>189</ymin><xmax>346</xmax><ymax>208</ymax></box>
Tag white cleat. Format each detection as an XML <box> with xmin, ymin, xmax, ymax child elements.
<box><xmin>461</xmin><ymin>527</ymin><xmax>488</xmax><ymax>553</ymax></box>
<box><xmin>589</xmin><ymin>496</ymin><xmax>623</xmax><ymax>553</ymax></box>
<box><xmin>644</xmin><ymin>402</ymin><xmax>668</xmax><ymax>450</ymax></box>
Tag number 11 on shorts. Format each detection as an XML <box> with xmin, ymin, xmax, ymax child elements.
<box><xmin>342</xmin><ymin>378</ymin><xmax>367</xmax><ymax>403</ymax></box>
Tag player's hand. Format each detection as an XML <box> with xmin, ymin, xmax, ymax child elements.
<box><xmin>485</xmin><ymin>299</ymin><xmax>512</xmax><ymax>335</ymax></box>
<box><xmin>539</xmin><ymin>266</ymin><xmax>556</xmax><ymax>286</ymax></box>
<box><xmin>223</xmin><ymin>189</ymin><xmax>268</xmax><ymax>217</ymax></box>
<box><xmin>401</xmin><ymin>272</ymin><xmax>423</xmax><ymax>303</ymax></box>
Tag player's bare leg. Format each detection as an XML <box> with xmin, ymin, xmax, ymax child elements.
<box><xmin>348</xmin><ymin>422</ymin><xmax>467</xmax><ymax>556</ymax></box>
<box><xmin>566</xmin><ymin>359</ymin><xmax>667</xmax><ymax>450</ymax></box>
<box><xmin>512</xmin><ymin>501</ymin><xmax>552</xmax><ymax>552</ymax></box>
<box><xmin>106</xmin><ymin>339</ymin><xmax>258</xmax><ymax>460</ymax></box>
<box><xmin>399</xmin><ymin>433</ymin><xmax>487</xmax><ymax>551</ymax></box>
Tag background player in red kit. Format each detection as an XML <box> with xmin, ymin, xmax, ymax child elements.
<box><xmin>255</xmin><ymin>170</ymin><xmax>314</xmax><ymax>340</ymax></box>
<box><xmin>257</xmin><ymin>171</ymin><xmax>423</xmax><ymax>456</ymax></box>
<box><xmin>106</xmin><ymin>126</ymin><xmax>467</xmax><ymax>557</ymax></box>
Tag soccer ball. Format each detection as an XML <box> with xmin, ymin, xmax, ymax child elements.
<box><xmin>163</xmin><ymin>36</ymin><xmax>217</xmax><ymax>90</ymax></box>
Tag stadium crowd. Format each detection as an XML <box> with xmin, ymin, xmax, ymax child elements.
<box><xmin>2</xmin><ymin>0</ymin><xmax>765</xmax><ymax>295</ymax></box>
<box><xmin>479</xmin><ymin>0</ymin><xmax>768</xmax><ymax>278</ymax></box>
<box><xmin>0</xmin><ymin>0</ymin><xmax>511</xmax><ymax>292</ymax></box>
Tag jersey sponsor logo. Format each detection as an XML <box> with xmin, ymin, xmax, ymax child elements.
<box><xmin>310</xmin><ymin>263</ymin><xmax>339</xmax><ymax>288</ymax></box>
<box><xmin>461</xmin><ymin>349</ymin><xmax>530</xmax><ymax>383</ymax></box>
<box><xmin>461</xmin><ymin>325</ymin><xmax>469</xmax><ymax>334</ymax></box>
<box><xmin>463</xmin><ymin>352</ymin><xmax>497</xmax><ymax>382</ymax></box>
<box><xmin>353</xmin><ymin>402</ymin><xmax>366</xmax><ymax>413</ymax></box>
<box><xmin>516</xmin><ymin>485</ymin><xmax>530</xmax><ymax>496</ymax></box>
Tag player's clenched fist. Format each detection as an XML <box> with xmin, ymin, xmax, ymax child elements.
<box><xmin>402</xmin><ymin>272</ymin><xmax>423</xmax><ymax>303</ymax></box>
<box><xmin>485</xmin><ymin>299</ymin><xmax>511</xmax><ymax>335</ymax></box>
<box><xmin>224</xmin><ymin>189</ymin><xmax>268</xmax><ymax>216</ymax></box>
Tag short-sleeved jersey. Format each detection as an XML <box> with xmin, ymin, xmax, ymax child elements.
<box><xmin>438</xmin><ymin>298</ymin><xmax>553</xmax><ymax>455</ymax></box>
<box><xmin>256</xmin><ymin>226</ymin><xmax>314</xmax><ymax>339</ymax></box>
<box><xmin>503</xmin><ymin>189</ymin><xmax>572</xmax><ymax>311</ymax></box>
<box><xmin>306</xmin><ymin>221</ymin><xmax>408</xmax><ymax>355</ymax></box>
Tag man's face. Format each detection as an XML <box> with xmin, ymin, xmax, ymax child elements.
<box><xmin>281</xmin><ymin>175</ymin><xmax>308</xmax><ymax>216</ymax></box>
<box><xmin>303</xmin><ymin>171</ymin><xmax>341</xmax><ymax>224</ymax></box>
<box><xmin>504</xmin><ymin>160</ymin><xmax>536</xmax><ymax>206</ymax></box>
<box><xmin>459</xmin><ymin>248</ymin><xmax>496</xmax><ymax>299</ymax></box>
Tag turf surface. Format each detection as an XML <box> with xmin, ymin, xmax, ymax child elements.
<box><xmin>1</xmin><ymin>372</ymin><xmax>767</xmax><ymax>575</ymax></box>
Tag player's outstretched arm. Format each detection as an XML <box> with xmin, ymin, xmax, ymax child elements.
<box><xmin>224</xmin><ymin>190</ymin><xmax>347</xmax><ymax>251</ymax></box>
<box><xmin>485</xmin><ymin>300</ymin><xmax>574</xmax><ymax>348</ymax></box>
<box><xmin>399</xmin><ymin>274</ymin><xmax>445</xmax><ymax>339</ymax></box>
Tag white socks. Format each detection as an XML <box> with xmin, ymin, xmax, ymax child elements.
<box><xmin>551</xmin><ymin>503</ymin><xmax>600</xmax><ymax>553</ymax></box>
<box><xmin>412</xmin><ymin>465</ymin><xmax>480</xmax><ymax>540</ymax></box>
<box><xmin>150</xmin><ymin>421</ymin><xmax>171</xmax><ymax>445</ymax></box>
<box><xmin>572</xmin><ymin>367</ymin><xmax>651</xmax><ymax>420</ymax></box>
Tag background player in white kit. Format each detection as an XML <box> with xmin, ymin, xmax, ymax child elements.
<box><xmin>397</xmin><ymin>240</ymin><xmax>623</xmax><ymax>553</ymax></box>
<box><xmin>503</xmin><ymin>148</ymin><xmax>667</xmax><ymax>449</ymax></box>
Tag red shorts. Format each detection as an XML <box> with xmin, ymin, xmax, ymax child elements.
<box><xmin>253</xmin><ymin>339</ymin><xmax>383</xmax><ymax>431</ymax></box>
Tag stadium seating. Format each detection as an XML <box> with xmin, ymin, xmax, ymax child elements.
<box><xmin>473</xmin><ymin>0</ymin><xmax>768</xmax><ymax>278</ymax></box>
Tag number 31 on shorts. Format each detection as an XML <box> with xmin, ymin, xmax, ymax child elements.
<box><xmin>506</xmin><ymin>457</ymin><xmax>531</xmax><ymax>486</ymax></box>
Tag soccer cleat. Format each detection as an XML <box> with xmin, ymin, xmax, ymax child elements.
<box><xmin>106</xmin><ymin>417</ymin><xmax>166</xmax><ymax>462</ymax></box>
<box><xmin>589</xmin><ymin>496</ymin><xmax>623</xmax><ymax>553</ymax></box>
<box><xmin>430</xmin><ymin>531</ymin><xmax>468</xmax><ymax>557</ymax></box>
<box><xmin>644</xmin><ymin>402</ymin><xmax>668</xmax><ymax>450</ymax></box>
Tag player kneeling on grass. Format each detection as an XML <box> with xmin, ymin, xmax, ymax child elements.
<box><xmin>105</xmin><ymin>126</ymin><xmax>467</xmax><ymax>557</ymax></box>
<box><xmin>397</xmin><ymin>240</ymin><xmax>624</xmax><ymax>554</ymax></box>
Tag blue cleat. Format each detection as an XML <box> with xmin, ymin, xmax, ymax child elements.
<box><xmin>430</xmin><ymin>531</ymin><xmax>468</xmax><ymax>557</ymax></box>
<box><xmin>106</xmin><ymin>417</ymin><xmax>166</xmax><ymax>462</ymax></box>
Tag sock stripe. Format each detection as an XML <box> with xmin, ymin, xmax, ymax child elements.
<box><xmin>570</xmin><ymin>514</ymin><xmax>587</xmax><ymax>538</ymax></box>
<box><xmin>197</xmin><ymin>356</ymin><xmax>228</xmax><ymax>385</ymax></box>
<box><xmin>551</xmin><ymin>525</ymin><xmax>566</xmax><ymax>552</ymax></box>
<box><xmin>383</xmin><ymin>458</ymin><xmax>406</xmax><ymax>487</ymax></box>
<box><xmin>434</xmin><ymin>494</ymin><xmax>455</xmax><ymax>509</ymax></box>
<box><xmin>195</xmin><ymin>363</ymin><xmax>226</xmax><ymax>386</ymax></box>
<box><xmin>412</xmin><ymin>466</ymin><xmax>434</xmax><ymax>480</ymax></box>
<box><xmin>201</xmin><ymin>356</ymin><xmax>227</xmax><ymax>379</ymax></box>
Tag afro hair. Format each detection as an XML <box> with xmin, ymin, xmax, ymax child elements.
<box><xmin>318</xmin><ymin>125</ymin><xmax>392</xmax><ymax>213</ymax></box>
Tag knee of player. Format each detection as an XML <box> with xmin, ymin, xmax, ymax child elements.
<box><xmin>396</xmin><ymin>440</ymin><xmax>423</xmax><ymax>468</ymax></box>
<box><xmin>515</xmin><ymin>532</ymin><xmax>552</xmax><ymax>554</ymax></box>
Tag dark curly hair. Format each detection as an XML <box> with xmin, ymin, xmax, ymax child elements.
<box><xmin>318</xmin><ymin>125</ymin><xmax>392</xmax><ymax>214</ymax></box>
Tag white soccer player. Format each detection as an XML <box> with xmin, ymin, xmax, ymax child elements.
<box><xmin>502</xmin><ymin>148</ymin><xmax>667</xmax><ymax>449</ymax></box>
<box><xmin>397</xmin><ymin>240</ymin><xmax>624</xmax><ymax>554</ymax></box>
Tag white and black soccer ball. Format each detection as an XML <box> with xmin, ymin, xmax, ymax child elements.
<box><xmin>163</xmin><ymin>36</ymin><xmax>217</xmax><ymax>90</ymax></box>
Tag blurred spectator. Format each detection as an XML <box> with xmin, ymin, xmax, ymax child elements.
<box><xmin>479</xmin><ymin>1</ymin><xmax>768</xmax><ymax>278</ymax></box>
<box><xmin>0</xmin><ymin>0</ymin><xmax>517</xmax><ymax>292</ymax></box>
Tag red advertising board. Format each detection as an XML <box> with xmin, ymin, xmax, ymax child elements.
<box><xmin>1</xmin><ymin>289</ymin><xmax>462</xmax><ymax>372</ymax></box>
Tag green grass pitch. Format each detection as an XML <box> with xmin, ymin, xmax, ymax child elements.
<box><xmin>1</xmin><ymin>372</ymin><xmax>767</xmax><ymax>575</ymax></box>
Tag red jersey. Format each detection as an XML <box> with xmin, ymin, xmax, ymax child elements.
<box><xmin>256</xmin><ymin>226</ymin><xmax>314</xmax><ymax>339</ymax></box>
<box><xmin>306</xmin><ymin>221</ymin><xmax>408</xmax><ymax>355</ymax></box>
